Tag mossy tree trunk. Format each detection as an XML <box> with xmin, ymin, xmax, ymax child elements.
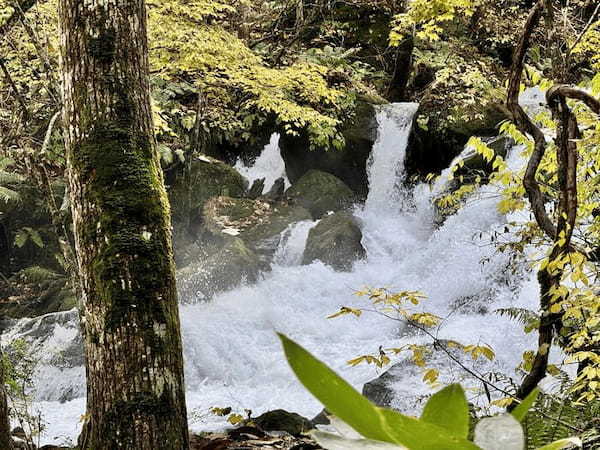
<box><xmin>57</xmin><ymin>1</ymin><xmax>189</xmax><ymax>448</ymax></box>
<box><xmin>0</xmin><ymin>348</ymin><xmax>12</xmax><ymax>450</ymax></box>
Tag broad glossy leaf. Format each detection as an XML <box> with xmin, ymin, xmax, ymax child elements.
<box><xmin>536</xmin><ymin>437</ymin><xmax>582</xmax><ymax>449</ymax></box>
<box><xmin>421</xmin><ymin>384</ymin><xmax>469</xmax><ymax>438</ymax></box>
<box><xmin>510</xmin><ymin>388</ymin><xmax>539</xmax><ymax>422</ymax></box>
<box><xmin>278</xmin><ymin>333</ymin><xmax>479</xmax><ymax>450</ymax></box>
<box><xmin>311</xmin><ymin>431</ymin><xmax>406</xmax><ymax>450</ymax></box>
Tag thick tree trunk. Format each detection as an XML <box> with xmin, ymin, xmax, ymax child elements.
<box><xmin>57</xmin><ymin>1</ymin><xmax>189</xmax><ymax>448</ymax></box>
<box><xmin>0</xmin><ymin>348</ymin><xmax>13</xmax><ymax>450</ymax></box>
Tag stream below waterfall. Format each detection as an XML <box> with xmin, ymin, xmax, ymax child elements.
<box><xmin>4</xmin><ymin>101</ymin><xmax>558</xmax><ymax>446</ymax></box>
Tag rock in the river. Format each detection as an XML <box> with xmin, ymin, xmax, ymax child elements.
<box><xmin>203</xmin><ymin>196</ymin><xmax>312</xmax><ymax>265</ymax></box>
<box><xmin>178</xmin><ymin>237</ymin><xmax>261</xmax><ymax>301</ymax></box>
<box><xmin>265</xmin><ymin>177</ymin><xmax>286</xmax><ymax>202</ymax></box>
<box><xmin>279</xmin><ymin>99</ymin><xmax>380</xmax><ymax>197</ymax></box>
<box><xmin>285</xmin><ymin>170</ymin><xmax>355</xmax><ymax>219</ymax></box>
<box><xmin>361</xmin><ymin>342</ymin><xmax>493</xmax><ymax>412</ymax></box>
<box><xmin>302</xmin><ymin>212</ymin><xmax>366</xmax><ymax>271</ymax></box>
<box><xmin>253</xmin><ymin>410</ymin><xmax>314</xmax><ymax>436</ymax></box>
<box><xmin>167</xmin><ymin>155</ymin><xmax>247</xmax><ymax>266</ymax></box>
<box><xmin>452</xmin><ymin>135</ymin><xmax>513</xmax><ymax>182</ymax></box>
<box><xmin>432</xmin><ymin>135</ymin><xmax>514</xmax><ymax>226</ymax></box>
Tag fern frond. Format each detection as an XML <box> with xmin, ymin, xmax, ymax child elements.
<box><xmin>18</xmin><ymin>266</ymin><xmax>61</xmax><ymax>284</ymax></box>
<box><xmin>0</xmin><ymin>171</ymin><xmax>24</xmax><ymax>185</ymax></box>
<box><xmin>0</xmin><ymin>186</ymin><xmax>21</xmax><ymax>203</ymax></box>
<box><xmin>495</xmin><ymin>307</ymin><xmax>539</xmax><ymax>326</ymax></box>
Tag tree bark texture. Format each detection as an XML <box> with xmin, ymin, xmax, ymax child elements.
<box><xmin>0</xmin><ymin>348</ymin><xmax>12</xmax><ymax>450</ymax></box>
<box><xmin>57</xmin><ymin>1</ymin><xmax>189</xmax><ymax>448</ymax></box>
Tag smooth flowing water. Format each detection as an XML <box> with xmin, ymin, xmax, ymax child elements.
<box><xmin>5</xmin><ymin>103</ymin><xmax>548</xmax><ymax>445</ymax></box>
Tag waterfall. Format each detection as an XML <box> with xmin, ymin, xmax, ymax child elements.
<box><xmin>364</xmin><ymin>103</ymin><xmax>419</xmax><ymax>212</ymax></box>
<box><xmin>234</xmin><ymin>134</ymin><xmax>289</xmax><ymax>194</ymax></box>
<box><xmin>4</xmin><ymin>103</ymin><xmax>547</xmax><ymax>445</ymax></box>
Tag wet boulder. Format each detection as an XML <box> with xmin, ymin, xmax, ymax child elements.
<box><xmin>253</xmin><ymin>410</ymin><xmax>313</xmax><ymax>436</ymax></box>
<box><xmin>166</xmin><ymin>155</ymin><xmax>247</xmax><ymax>266</ymax></box>
<box><xmin>361</xmin><ymin>342</ymin><xmax>491</xmax><ymax>413</ymax></box>
<box><xmin>285</xmin><ymin>170</ymin><xmax>355</xmax><ymax>220</ymax></box>
<box><xmin>405</xmin><ymin>99</ymin><xmax>509</xmax><ymax>178</ymax></box>
<box><xmin>452</xmin><ymin>135</ymin><xmax>513</xmax><ymax>182</ymax></box>
<box><xmin>302</xmin><ymin>212</ymin><xmax>366</xmax><ymax>271</ymax></box>
<box><xmin>432</xmin><ymin>135</ymin><xmax>514</xmax><ymax>226</ymax></box>
<box><xmin>279</xmin><ymin>99</ymin><xmax>381</xmax><ymax>197</ymax></box>
<box><xmin>202</xmin><ymin>196</ymin><xmax>312</xmax><ymax>265</ymax></box>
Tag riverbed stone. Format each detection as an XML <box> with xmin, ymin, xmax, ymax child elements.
<box><xmin>302</xmin><ymin>212</ymin><xmax>366</xmax><ymax>271</ymax></box>
<box><xmin>285</xmin><ymin>170</ymin><xmax>355</xmax><ymax>219</ymax></box>
<box><xmin>167</xmin><ymin>155</ymin><xmax>248</xmax><ymax>266</ymax></box>
<box><xmin>279</xmin><ymin>99</ymin><xmax>380</xmax><ymax>197</ymax></box>
<box><xmin>203</xmin><ymin>196</ymin><xmax>312</xmax><ymax>264</ymax></box>
<box><xmin>253</xmin><ymin>410</ymin><xmax>313</xmax><ymax>436</ymax></box>
<box><xmin>177</xmin><ymin>237</ymin><xmax>261</xmax><ymax>301</ymax></box>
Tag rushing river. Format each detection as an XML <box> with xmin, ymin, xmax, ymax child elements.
<box><xmin>5</xmin><ymin>102</ymin><xmax>553</xmax><ymax>445</ymax></box>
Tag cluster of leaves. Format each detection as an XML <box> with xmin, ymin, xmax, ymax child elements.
<box><xmin>328</xmin><ymin>288</ymin><xmax>495</xmax><ymax>387</ymax></box>
<box><xmin>148</xmin><ymin>0</ymin><xmax>360</xmax><ymax>150</ymax></box>
<box><xmin>279</xmin><ymin>334</ymin><xmax>581</xmax><ymax>449</ymax></box>
<box><xmin>430</xmin><ymin>66</ymin><xmax>600</xmax><ymax>403</ymax></box>
<box><xmin>1</xmin><ymin>340</ymin><xmax>45</xmax><ymax>448</ymax></box>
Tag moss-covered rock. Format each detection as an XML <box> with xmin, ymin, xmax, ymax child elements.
<box><xmin>177</xmin><ymin>237</ymin><xmax>261</xmax><ymax>301</ymax></box>
<box><xmin>285</xmin><ymin>170</ymin><xmax>355</xmax><ymax>219</ymax></box>
<box><xmin>202</xmin><ymin>196</ymin><xmax>312</xmax><ymax>264</ymax></box>
<box><xmin>302</xmin><ymin>212</ymin><xmax>366</xmax><ymax>271</ymax></box>
<box><xmin>279</xmin><ymin>99</ymin><xmax>380</xmax><ymax>197</ymax></box>
<box><xmin>432</xmin><ymin>135</ymin><xmax>514</xmax><ymax>226</ymax></box>
<box><xmin>166</xmin><ymin>155</ymin><xmax>247</xmax><ymax>266</ymax></box>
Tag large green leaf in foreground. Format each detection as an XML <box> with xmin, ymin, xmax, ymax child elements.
<box><xmin>421</xmin><ymin>384</ymin><xmax>470</xmax><ymax>438</ymax></box>
<box><xmin>278</xmin><ymin>333</ymin><xmax>480</xmax><ymax>450</ymax></box>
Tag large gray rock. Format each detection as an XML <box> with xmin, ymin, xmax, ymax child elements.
<box><xmin>167</xmin><ymin>155</ymin><xmax>247</xmax><ymax>267</ymax></box>
<box><xmin>405</xmin><ymin>101</ymin><xmax>509</xmax><ymax>178</ymax></box>
<box><xmin>202</xmin><ymin>196</ymin><xmax>312</xmax><ymax>264</ymax></box>
<box><xmin>433</xmin><ymin>135</ymin><xmax>514</xmax><ymax>225</ymax></box>
<box><xmin>302</xmin><ymin>212</ymin><xmax>366</xmax><ymax>271</ymax></box>
<box><xmin>285</xmin><ymin>170</ymin><xmax>355</xmax><ymax>219</ymax></box>
<box><xmin>279</xmin><ymin>99</ymin><xmax>380</xmax><ymax>197</ymax></box>
<box><xmin>177</xmin><ymin>237</ymin><xmax>261</xmax><ymax>301</ymax></box>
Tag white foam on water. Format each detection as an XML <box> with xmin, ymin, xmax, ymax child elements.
<box><xmin>8</xmin><ymin>102</ymin><xmax>549</xmax><ymax>445</ymax></box>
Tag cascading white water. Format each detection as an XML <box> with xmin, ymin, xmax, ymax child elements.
<box><xmin>234</xmin><ymin>133</ymin><xmax>289</xmax><ymax>193</ymax></box>
<box><xmin>273</xmin><ymin>220</ymin><xmax>317</xmax><ymax>266</ymax></box>
<box><xmin>4</xmin><ymin>103</ymin><xmax>549</xmax><ymax>445</ymax></box>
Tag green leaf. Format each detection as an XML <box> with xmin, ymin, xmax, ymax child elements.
<box><xmin>421</xmin><ymin>384</ymin><xmax>469</xmax><ymax>438</ymax></box>
<box><xmin>278</xmin><ymin>333</ymin><xmax>479</xmax><ymax>450</ymax></box>
<box><xmin>28</xmin><ymin>229</ymin><xmax>44</xmax><ymax>248</ymax></box>
<box><xmin>311</xmin><ymin>431</ymin><xmax>406</xmax><ymax>450</ymax></box>
<box><xmin>14</xmin><ymin>229</ymin><xmax>28</xmax><ymax>248</ymax></box>
<box><xmin>510</xmin><ymin>388</ymin><xmax>539</xmax><ymax>422</ymax></box>
<box><xmin>536</xmin><ymin>437</ymin><xmax>582</xmax><ymax>449</ymax></box>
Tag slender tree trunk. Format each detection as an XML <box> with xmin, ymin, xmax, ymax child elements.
<box><xmin>0</xmin><ymin>348</ymin><xmax>13</xmax><ymax>450</ymax></box>
<box><xmin>57</xmin><ymin>1</ymin><xmax>189</xmax><ymax>448</ymax></box>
